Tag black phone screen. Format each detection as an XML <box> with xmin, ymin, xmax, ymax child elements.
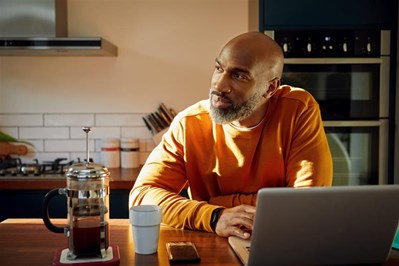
<box><xmin>166</xmin><ymin>241</ymin><xmax>200</xmax><ymax>263</ymax></box>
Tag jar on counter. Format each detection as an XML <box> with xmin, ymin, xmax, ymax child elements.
<box><xmin>121</xmin><ymin>138</ymin><xmax>139</xmax><ymax>168</ymax></box>
<box><xmin>101</xmin><ymin>139</ymin><xmax>120</xmax><ymax>168</ymax></box>
<box><xmin>139</xmin><ymin>139</ymin><xmax>150</xmax><ymax>165</ymax></box>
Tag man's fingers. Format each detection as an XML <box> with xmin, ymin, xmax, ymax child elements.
<box><xmin>215</xmin><ymin>205</ymin><xmax>256</xmax><ymax>238</ymax></box>
<box><xmin>231</xmin><ymin>226</ymin><xmax>251</xmax><ymax>239</ymax></box>
<box><xmin>230</xmin><ymin>215</ymin><xmax>253</xmax><ymax>230</ymax></box>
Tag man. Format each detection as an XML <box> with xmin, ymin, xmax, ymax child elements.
<box><xmin>129</xmin><ymin>32</ymin><xmax>332</xmax><ymax>240</ymax></box>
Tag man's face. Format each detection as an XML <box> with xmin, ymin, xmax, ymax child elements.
<box><xmin>209</xmin><ymin>47</ymin><xmax>266</xmax><ymax>124</ymax></box>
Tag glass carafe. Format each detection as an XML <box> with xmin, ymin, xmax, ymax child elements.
<box><xmin>68</xmin><ymin>162</ymin><xmax>110</xmax><ymax>259</ymax></box>
<box><xmin>42</xmin><ymin>127</ymin><xmax>110</xmax><ymax>259</ymax></box>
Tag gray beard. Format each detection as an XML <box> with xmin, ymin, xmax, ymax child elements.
<box><xmin>209</xmin><ymin>90</ymin><xmax>263</xmax><ymax>124</ymax></box>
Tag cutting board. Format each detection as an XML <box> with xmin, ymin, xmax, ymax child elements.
<box><xmin>0</xmin><ymin>142</ymin><xmax>28</xmax><ymax>156</ymax></box>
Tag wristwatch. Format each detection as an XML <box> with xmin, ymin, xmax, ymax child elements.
<box><xmin>210</xmin><ymin>208</ymin><xmax>224</xmax><ymax>232</ymax></box>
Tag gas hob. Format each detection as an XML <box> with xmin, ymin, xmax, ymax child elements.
<box><xmin>0</xmin><ymin>156</ymin><xmax>78</xmax><ymax>177</ymax></box>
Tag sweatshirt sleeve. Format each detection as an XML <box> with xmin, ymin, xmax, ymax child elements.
<box><xmin>285</xmin><ymin>97</ymin><xmax>333</xmax><ymax>187</ymax></box>
<box><xmin>129</xmin><ymin>117</ymin><xmax>222</xmax><ymax>232</ymax></box>
<box><xmin>209</xmin><ymin>193</ymin><xmax>257</xmax><ymax>208</ymax></box>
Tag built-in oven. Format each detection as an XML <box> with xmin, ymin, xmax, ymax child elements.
<box><xmin>322</xmin><ymin>121</ymin><xmax>387</xmax><ymax>185</ymax></box>
<box><xmin>280</xmin><ymin>60</ymin><xmax>386</xmax><ymax>120</ymax></box>
<box><xmin>265</xmin><ymin>29</ymin><xmax>391</xmax><ymax>185</ymax></box>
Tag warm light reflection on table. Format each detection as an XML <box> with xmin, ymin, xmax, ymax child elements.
<box><xmin>0</xmin><ymin>219</ymin><xmax>240</xmax><ymax>266</ymax></box>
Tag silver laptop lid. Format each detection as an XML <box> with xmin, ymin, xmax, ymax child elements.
<box><xmin>249</xmin><ymin>185</ymin><xmax>399</xmax><ymax>266</ymax></box>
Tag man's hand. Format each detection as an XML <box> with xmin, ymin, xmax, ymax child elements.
<box><xmin>214</xmin><ymin>205</ymin><xmax>256</xmax><ymax>239</ymax></box>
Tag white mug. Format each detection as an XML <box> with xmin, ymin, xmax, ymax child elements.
<box><xmin>129</xmin><ymin>205</ymin><xmax>162</xmax><ymax>255</ymax></box>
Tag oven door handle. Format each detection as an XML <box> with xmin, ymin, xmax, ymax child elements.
<box><xmin>284</xmin><ymin>58</ymin><xmax>382</xmax><ymax>64</ymax></box>
<box><xmin>323</xmin><ymin>121</ymin><xmax>382</xmax><ymax>127</ymax></box>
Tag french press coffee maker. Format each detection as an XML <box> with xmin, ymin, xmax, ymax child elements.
<box><xmin>42</xmin><ymin>127</ymin><xmax>110</xmax><ymax>260</ymax></box>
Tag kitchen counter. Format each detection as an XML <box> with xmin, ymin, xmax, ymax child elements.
<box><xmin>0</xmin><ymin>167</ymin><xmax>141</xmax><ymax>190</ymax></box>
<box><xmin>0</xmin><ymin>167</ymin><xmax>143</xmax><ymax>220</ymax></box>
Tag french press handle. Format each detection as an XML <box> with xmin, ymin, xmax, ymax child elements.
<box><xmin>41</xmin><ymin>188</ymin><xmax>67</xmax><ymax>234</ymax></box>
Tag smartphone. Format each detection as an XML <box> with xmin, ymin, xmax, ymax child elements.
<box><xmin>166</xmin><ymin>241</ymin><xmax>201</xmax><ymax>264</ymax></box>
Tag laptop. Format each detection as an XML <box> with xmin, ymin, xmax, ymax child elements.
<box><xmin>228</xmin><ymin>185</ymin><xmax>399</xmax><ymax>266</ymax></box>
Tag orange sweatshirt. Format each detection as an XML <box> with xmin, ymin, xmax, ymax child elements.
<box><xmin>130</xmin><ymin>86</ymin><xmax>333</xmax><ymax>232</ymax></box>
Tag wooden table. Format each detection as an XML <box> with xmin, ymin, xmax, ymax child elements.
<box><xmin>1</xmin><ymin>219</ymin><xmax>398</xmax><ymax>266</ymax></box>
<box><xmin>0</xmin><ymin>219</ymin><xmax>240</xmax><ymax>266</ymax></box>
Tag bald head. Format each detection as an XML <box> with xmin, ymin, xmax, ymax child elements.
<box><xmin>221</xmin><ymin>32</ymin><xmax>284</xmax><ymax>79</ymax></box>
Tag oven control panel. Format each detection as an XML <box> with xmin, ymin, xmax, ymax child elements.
<box><xmin>269</xmin><ymin>30</ymin><xmax>381</xmax><ymax>58</ymax></box>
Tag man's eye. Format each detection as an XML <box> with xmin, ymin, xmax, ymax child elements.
<box><xmin>233</xmin><ymin>73</ymin><xmax>248</xmax><ymax>80</ymax></box>
<box><xmin>215</xmin><ymin>66</ymin><xmax>223</xmax><ymax>72</ymax></box>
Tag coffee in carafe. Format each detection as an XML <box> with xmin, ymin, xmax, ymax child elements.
<box><xmin>42</xmin><ymin>127</ymin><xmax>111</xmax><ymax>259</ymax></box>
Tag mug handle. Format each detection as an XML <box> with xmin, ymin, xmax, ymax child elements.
<box><xmin>41</xmin><ymin>188</ymin><xmax>66</xmax><ymax>234</ymax></box>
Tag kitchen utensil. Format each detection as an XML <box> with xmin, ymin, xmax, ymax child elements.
<box><xmin>42</xmin><ymin>127</ymin><xmax>112</xmax><ymax>260</ymax></box>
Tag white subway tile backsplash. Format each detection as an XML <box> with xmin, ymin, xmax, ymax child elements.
<box><xmin>95</xmin><ymin>139</ymin><xmax>102</xmax><ymax>152</ymax></box>
<box><xmin>0</xmin><ymin>114</ymin><xmax>43</xmax><ymax>126</ymax></box>
<box><xmin>90</xmin><ymin>127</ymin><xmax>121</xmax><ymax>139</ymax></box>
<box><xmin>96</xmin><ymin>114</ymin><xmax>144</xmax><ymax>126</ymax></box>
<box><xmin>44</xmin><ymin>114</ymin><xmax>94</xmax><ymax>126</ymax></box>
<box><xmin>121</xmin><ymin>126</ymin><xmax>152</xmax><ymax>139</ymax></box>
<box><xmin>25</xmin><ymin>140</ymin><xmax>44</xmax><ymax>152</ymax></box>
<box><xmin>1</xmin><ymin>112</ymin><xmax>157</xmax><ymax>164</ymax></box>
<box><xmin>20</xmin><ymin>127</ymin><xmax>69</xmax><ymax>139</ymax></box>
<box><xmin>71</xmin><ymin>126</ymin><xmax>120</xmax><ymax>139</ymax></box>
<box><xmin>45</xmin><ymin>140</ymin><xmax>95</xmax><ymax>152</ymax></box>
<box><xmin>70</xmin><ymin>152</ymin><xmax>101</xmax><ymax>163</ymax></box>
<box><xmin>0</xmin><ymin>127</ymin><xmax>18</xmax><ymax>138</ymax></box>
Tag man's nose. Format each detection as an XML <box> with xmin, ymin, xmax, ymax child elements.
<box><xmin>213</xmin><ymin>73</ymin><xmax>231</xmax><ymax>93</ymax></box>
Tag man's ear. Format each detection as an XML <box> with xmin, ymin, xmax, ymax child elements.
<box><xmin>263</xmin><ymin>78</ymin><xmax>280</xmax><ymax>98</ymax></box>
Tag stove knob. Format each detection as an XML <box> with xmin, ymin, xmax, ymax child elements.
<box><xmin>366</xmin><ymin>42</ymin><xmax>372</xmax><ymax>53</ymax></box>
<box><xmin>282</xmin><ymin>43</ymin><xmax>288</xmax><ymax>53</ymax></box>
<box><xmin>307</xmin><ymin>43</ymin><xmax>312</xmax><ymax>53</ymax></box>
<box><xmin>343</xmin><ymin>42</ymin><xmax>348</xmax><ymax>53</ymax></box>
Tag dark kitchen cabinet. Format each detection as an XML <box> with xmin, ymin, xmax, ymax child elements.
<box><xmin>253</xmin><ymin>0</ymin><xmax>397</xmax><ymax>30</ymax></box>
<box><xmin>0</xmin><ymin>189</ymin><xmax>131</xmax><ymax>222</ymax></box>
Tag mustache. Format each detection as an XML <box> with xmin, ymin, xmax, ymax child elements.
<box><xmin>210</xmin><ymin>90</ymin><xmax>228</xmax><ymax>98</ymax></box>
